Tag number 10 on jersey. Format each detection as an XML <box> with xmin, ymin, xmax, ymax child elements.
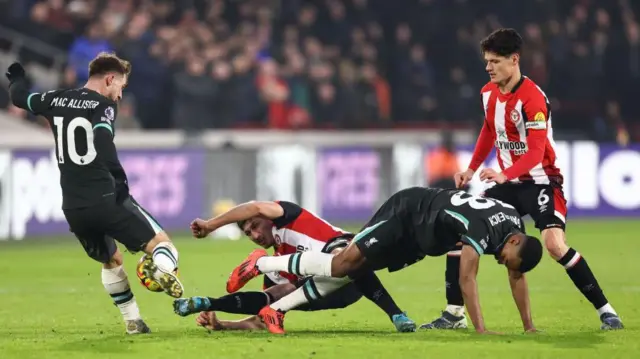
<box><xmin>53</xmin><ymin>116</ymin><xmax>97</xmax><ymax>165</ymax></box>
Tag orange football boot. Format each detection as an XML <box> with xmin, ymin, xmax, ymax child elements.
<box><xmin>226</xmin><ymin>249</ymin><xmax>267</xmax><ymax>293</ymax></box>
<box><xmin>259</xmin><ymin>306</ymin><xmax>286</xmax><ymax>334</ymax></box>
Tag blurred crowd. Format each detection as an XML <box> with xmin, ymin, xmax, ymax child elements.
<box><xmin>0</xmin><ymin>0</ymin><xmax>639</xmax><ymax>144</ymax></box>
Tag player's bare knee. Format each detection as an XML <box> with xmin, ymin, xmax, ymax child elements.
<box><xmin>330</xmin><ymin>248</ymin><xmax>363</xmax><ymax>278</ymax></box>
<box><xmin>542</xmin><ymin>228</ymin><xmax>569</xmax><ymax>260</ymax></box>
<box><xmin>104</xmin><ymin>249</ymin><xmax>123</xmax><ymax>268</ymax></box>
<box><xmin>143</xmin><ymin>232</ymin><xmax>172</xmax><ymax>254</ymax></box>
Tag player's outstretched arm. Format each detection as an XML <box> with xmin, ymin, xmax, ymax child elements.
<box><xmin>194</xmin><ymin>201</ymin><xmax>285</xmax><ymax>236</ymax></box>
<box><xmin>507</xmin><ymin>269</ymin><xmax>536</xmax><ymax>332</ymax></box>
<box><xmin>196</xmin><ymin>311</ymin><xmax>265</xmax><ymax>331</ymax></box>
<box><xmin>6</xmin><ymin>63</ymin><xmax>29</xmax><ymax>109</ymax></box>
<box><xmin>6</xmin><ymin>63</ymin><xmax>58</xmax><ymax>116</ymax></box>
<box><xmin>459</xmin><ymin>245</ymin><xmax>497</xmax><ymax>334</ymax></box>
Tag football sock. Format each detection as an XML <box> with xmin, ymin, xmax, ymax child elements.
<box><xmin>257</xmin><ymin>252</ymin><xmax>334</xmax><ymax>277</ymax></box>
<box><xmin>271</xmin><ymin>276</ymin><xmax>350</xmax><ymax>312</ymax></box>
<box><xmin>102</xmin><ymin>265</ymin><xmax>141</xmax><ymax>321</ymax></box>
<box><xmin>353</xmin><ymin>271</ymin><xmax>402</xmax><ymax>318</ymax></box>
<box><xmin>445</xmin><ymin>251</ymin><xmax>464</xmax><ymax>314</ymax></box>
<box><xmin>152</xmin><ymin>242</ymin><xmax>179</xmax><ymax>274</ymax></box>
<box><xmin>558</xmin><ymin>248</ymin><xmax>614</xmax><ymax>314</ymax></box>
<box><xmin>206</xmin><ymin>292</ymin><xmax>274</xmax><ymax>315</ymax></box>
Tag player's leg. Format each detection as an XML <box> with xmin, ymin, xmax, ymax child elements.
<box><xmin>174</xmin><ymin>283</ymin><xmax>292</xmax><ymax>317</ymax></box>
<box><xmin>72</xmin><ymin>229</ymin><xmax>149</xmax><ymax>334</ymax></box>
<box><xmin>420</xmin><ymin>248</ymin><xmax>468</xmax><ymax>330</ymax></box>
<box><xmin>226</xmin><ymin>239</ymin><xmax>368</xmax><ymax>292</ymax></box>
<box><xmin>527</xmin><ymin>185</ymin><xmax>622</xmax><ymax>330</ymax></box>
<box><xmin>259</xmin><ymin>275</ymin><xmax>353</xmax><ymax>334</ymax></box>
<box><xmin>65</xmin><ymin>206</ymin><xmax>150</xmax><ymax>334</ymax></box>
<box><xmin>107</xmin><ymin>196</ymin><xmax>183</xmax><ymax>298</ymax></box>
<box><xmin>102</xmin><ymin>247</ymin><xmax>150</xmax><ymax>334</ymax></box>
<box><xmin>351</xmin><ymin>272</ymin><xmax>416</xmax><ymax>332</ymax></box>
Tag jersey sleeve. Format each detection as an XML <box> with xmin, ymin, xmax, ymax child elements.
<box><xmin>91</xmin><ymin>103</ymin><xmax>128</xmax><ymax>192</ymax></box>
<box><xmin>8</xmin><ymin>78</ymin><xmax>61</xmax><ymax>116</ymax></box>
<box><xmin>468</xmin><ymin>119</ymin><xmax>496</xmax><ymax>172</ymax></box>
<box><xmin>442</xmin><ymin>209</ymin><xmax>493</xmax><ymax>255</ymax></box>
<box><xmin>271</xmin><ymin>201</ymin><xmax>303</xmax><ymax>228</ymax></box>
<box><xmin>501</xmin><ymin>91</ymin><xmax>548</xmax><ymax>180</ymax></box>
<box><xmin>468</xmin><ymin>91</ymin><xmax>496</xmax><ymax>172</ymax></box>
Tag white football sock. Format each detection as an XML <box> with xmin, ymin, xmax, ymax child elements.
<box><xmin>597</xmin><ymin>303</ymin><xmax>617</xmax><ymax>316</ymax></box>
<box><xmin>446</xmin><ymin>304</ymin><xmax>465</xmax><ymax>317</ymax></box>
<box><xmin>102</xmin><ymin>265</ymin><xmax>141</xmax><ymax>321</ymax></box>
<box><xmin>256</xmin><ymin>252</ymin><xmax>334</xmax><ymax>277</ymax></box>
<box><xmin>151</xmin><ymin>242</ymin><xmax>178</xmax><ymax>275</ymax></box>
<box><xmin>271</xmin><ymin>276</ymin><xmax>351</xmax><ymax>312</ymax></box>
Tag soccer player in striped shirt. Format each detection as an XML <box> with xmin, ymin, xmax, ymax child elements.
<box><xmin>423</xmin><ymin>28</ymin><xmax>623</xmax><ymax>331</ymax></box>
<box><xmin>177</xmin><ymin>200</ymin><xmax>416</xmax><ymax>333</ymax></box>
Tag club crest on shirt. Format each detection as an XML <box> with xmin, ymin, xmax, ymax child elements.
<box><xmin>510</xmin><ymin>109</ymin><xmax>521</xmax><ymax>123</ymax></box>
<box><xmin>274</xmin><ymin>234</ymin><xmax>282</xmax><ymax>245</ymax></box>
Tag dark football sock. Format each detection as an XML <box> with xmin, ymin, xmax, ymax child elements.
<box><xmin>206</xmin><ymin>292</ymin><xmax>274</xmax><ymax>315</ymax></box>
<box><xmin>446</xmin><ymin>253</ymin><xmax>464</xmax><ymax>306</ymax></box>
<box><xmin>353</xmin><ymin>271</ymin><xmax>403</xmax><ymax>319</ymax></box>
<box><xmin>558</xmin><ymin>248</ymin><xmax>608</xmax><ymax>309</ymax></box>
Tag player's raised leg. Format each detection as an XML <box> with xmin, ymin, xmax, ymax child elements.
<box><xmin>227</xmin><ymin>238</ymin><xmax>368</xmax><ymax>292</ymax></box>
<box><xmin>102</xmin><ymin>248</ymin><xmax>150</xmax><ymax>334</ymax></box>
<box><xmin>421</xmin><ymin>249</ymin><xmax>467</xmax><ymax>329</ymax></box>
<box><xmin>108</xmin><ymin>196</ymin><xmax>184</xmax><ymax>298</ymax></box>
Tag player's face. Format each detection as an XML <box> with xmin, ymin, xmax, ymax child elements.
<box><xmin>105</xmin><ymin>73</ymin><xmax>127</xmax><ymax>102</ymax></box>
<box><xmin>242</xmin><ymin>217</ymin><xmax>275</xmax><ymax>249</ymax></box>
<box><xmin>497</xmin><ymin>237</ymin><xmax>522</xmax><ymax>271</ymax></box>
<box><xmin>484</xmin><ymin>52</ymin><xmax>518</xmax><ymax>85</ymax></box>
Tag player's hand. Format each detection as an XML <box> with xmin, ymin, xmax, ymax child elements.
<box><xmin>196</xmin><ymin>311</ymin><xmax>222</xmax><ymax>331</ymax></box>
<box><xmin>479</xmin><ymin>168</ymin><xmax>507</xmax><ymax>184</ymax></box>
<box><xmin>454</xmin><ymin>169</ymin><xmax>474</xmax><ymax>189</ymax></box>
<box><xmin>190</xmin><ymin>218</ymin><xmax>213</xmax><ymax>239</ymax></box>
<box><xmin>5</xmin><ymin>62</ymin><xmax>26</xmax><ymax>83</ymax></box>
<box><xmin>477</xmin><ymin>329</ymin><xmax>503</xmax><ymax>335</ymax></box>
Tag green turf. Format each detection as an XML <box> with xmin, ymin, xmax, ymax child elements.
<box><xmin>0</xmin><ymin>220</ymin><xmax>639</xmax><ymax>359</ymax></box>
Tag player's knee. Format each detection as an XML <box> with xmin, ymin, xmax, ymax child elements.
<box><xmin>542</xmin><ymin>228</ymin><xmax>568</xmax><ymax>260</ymax></box>
<box><xmin>104</xmin><ymin>249</ymin><xmax>123</xmax><ymax>268</ymax></box>
<box><xmin>144</xmin><ymin>232</ymin><xmax>173</xmax><ymax>254</ymax></box>
<box><xmin>330</xmin><ymin>248</ymin><xmax>364</xmax><ymax>278</ymax></box>
<box><xmin>330</xmin><ymin>253</ymin><xmax>354</xmax><ymax>278</ymax></box>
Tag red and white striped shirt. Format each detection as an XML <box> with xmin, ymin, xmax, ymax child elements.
<box><xmin>263</xmin><ymin>201</ymin><xmax>349</xmax><ymax>287</ymax></box>
<box><xmin>468</xmin><ymin>76</ymin><xmax>563</xmax><ymax>185</ymax></box>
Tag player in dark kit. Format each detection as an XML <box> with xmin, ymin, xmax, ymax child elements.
<box><xmin>424</xmin><ymin>28</ymin><xmax>623</xmax><ymax>331</ymax></box>
<box><xmin>181</xmin><ymin>200</ymin><xmax>416</xmax><ymax>333</ymax></box>
<box><xmin>6</xmin><ymin>53</ymin><xmax>183</xmax><ymax>334</ymax></box>
<box><xmin>226</xmin><ymin>187</ymin><xmax>544</xmax><ymax>334</ymax></box>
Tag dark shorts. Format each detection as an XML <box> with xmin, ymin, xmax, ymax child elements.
<box><xmin>63</xmin><ymin>196</ymin><xmax>163</xmax><ymax>263</ymax></box>
<box><xmin>293</xmin><ymin>277</ymin><xmax>362</xmax><ymax>312</ymax></box>
<box><xmin>483</xmin><ymin>182</ymin><xmax>567</xmax><ymax>231</ymax></box>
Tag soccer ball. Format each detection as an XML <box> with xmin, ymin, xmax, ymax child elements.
<box><xmin>135</xmin><ymin>255</ymin><xmax>179</xmax><ymax>292</ymax></box>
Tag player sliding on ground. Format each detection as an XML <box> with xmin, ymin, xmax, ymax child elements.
<box><xmin>225</xmin><ymin>187</ymin><xmax>544</xmax><ymax>334</ymax></box>
<box><xmin>6</xmin><ymin>53</ymin><xmax>183</xmax><ymax>335</ymax></box>
<box><xmin>182</xmin><ymin>200</ymin><xmax>416</xmax><ymax>332</ymax></box>
<box><xmin>423</xmin><ymin>28</ymin><xmax>623</xmax><ymax>331</ymax></box>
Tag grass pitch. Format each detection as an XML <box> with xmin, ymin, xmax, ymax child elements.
<box><xmin>0</xmin><ymin>220</ymin><xmax>639</xmax><ymax>359</ymax></box>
